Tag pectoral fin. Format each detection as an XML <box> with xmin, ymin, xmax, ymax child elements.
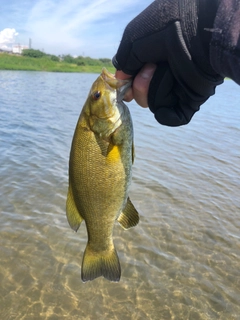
<box><xmin>117</xmin><ymin>198</ymin><xmax>139</xmax><ymax>230</ymax></box>
<box><xmin>66</xmin><ymin>185</ymin><xmax>83</xmax><ymax>232</ymax></box>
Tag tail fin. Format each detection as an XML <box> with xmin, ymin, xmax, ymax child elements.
<box><xmin>81</xmin><ymin>244</ymin><xmax>121</xmax><ymax>282</ymax></box>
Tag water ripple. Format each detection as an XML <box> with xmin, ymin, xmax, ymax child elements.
<box><xmin>0</xmin><ymin>71</ymin><xmax>240</xmax><ymax>319</ymax></box>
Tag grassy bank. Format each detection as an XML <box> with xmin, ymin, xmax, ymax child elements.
<box><xmin>0</xmin><ymin>53</ymin><xmax>115</xmax><ymax>73</ymax></box>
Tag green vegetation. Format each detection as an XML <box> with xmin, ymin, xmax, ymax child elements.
<box><xmin>22</xmin><ymin>48</ymin><xmax>47</xmax><ymax>58</ymax></box>
<box><xmin>0</xmin><ymin>49</ymin><xmax>115</xmax><ymax>73</ymax></box>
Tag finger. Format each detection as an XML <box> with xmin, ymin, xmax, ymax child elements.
<box><xmin>122</xmin><ymin>88</ymin><xmax>134</xmax><ymax>102</ymax></box>
<box><xmin>132</xmin><ymin>63</ymin><xmax>157</xmax><ymax>108</ymax></box>
<box><xmin>115</xmin><ymin>70</ymin><xmax>133</xmax><ymax>102</ymax></box>
<box><xmin>115</xmin><ymin>70</ymin><xmax>132</xmax><ymax>80</ymax></box>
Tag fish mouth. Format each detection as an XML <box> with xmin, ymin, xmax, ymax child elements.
<box><xmin>101</xmin><ymin>68</ymin><xmax>132</xmax><ymax>102</ymax></box>
<box><xmin>101</xmin><ymin>68</ymin><xmax>131</xmax><ymax>90</ymax></box>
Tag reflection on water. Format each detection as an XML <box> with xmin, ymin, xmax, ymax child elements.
<box><xmin>0</xmin><ymin>71</ymin><xmax>239</xmax><ymax>319</ymax></box>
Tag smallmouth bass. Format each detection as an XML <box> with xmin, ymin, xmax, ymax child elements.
<box><xmin>66</xmin><ymin>68</ymin><xmax>139</xmax><ymax>282</ymax></box>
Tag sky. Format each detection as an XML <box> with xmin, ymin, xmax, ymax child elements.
<box><xmin>0</xmin><ymin>0</ymin><xmax>153</xmax><ymax>58</ymax></box>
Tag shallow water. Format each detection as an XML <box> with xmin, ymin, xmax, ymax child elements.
<box><xmin>0</xmin><ymin>71</ymin><xmax>239</xmax><ymax>320</ymax></box>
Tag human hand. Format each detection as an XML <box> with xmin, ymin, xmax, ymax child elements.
<box><xmin>116</xmin><ymin>63</ymin><xmax>157</xmax><ymax>108</ymax></box>
<box><xmin>113</xmin><ymin>0</ymin><xmax>224</xmax><ymax>126</ymax></box>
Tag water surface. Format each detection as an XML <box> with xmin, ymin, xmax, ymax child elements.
<box><xmin>0</xmin><ymin>71</ymin><xmax>239</xmax><ymax>319</ymax></box>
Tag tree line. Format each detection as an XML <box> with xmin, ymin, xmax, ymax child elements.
<box><xmin>22</xmin><ymin>49</ymin><xmax>112</xmax><ymax>66</ymax></box>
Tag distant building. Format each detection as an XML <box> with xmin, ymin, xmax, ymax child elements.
<box><xmin>12</xmin><ymin>44</ymin><xmax>29</xmax><ymax>54</ymax></box>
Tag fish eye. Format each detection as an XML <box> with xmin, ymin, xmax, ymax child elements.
<box><xmin>93</xmin><ymin>91</ymin><xmax>101</xmax><ymax>100</ymax></box>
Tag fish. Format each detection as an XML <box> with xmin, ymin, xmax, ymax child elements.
<box><xmin>66</xmin><ymin>68</ymin><xmax>139</xmax><ymax>282</ymax></box>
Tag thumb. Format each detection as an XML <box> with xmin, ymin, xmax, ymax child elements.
<box><xmin>133</xmin><ymin>63</ymin><xmax>157</xmax><ymax>108</ymax></box>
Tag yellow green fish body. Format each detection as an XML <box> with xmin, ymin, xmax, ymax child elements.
<box><xmin>66</xmin><ymin>68</ymin><xmax>139</xmax><ymax>282</ymax></box>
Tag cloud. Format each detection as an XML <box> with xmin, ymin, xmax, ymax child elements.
<box><xmin>24</xmin><ymin>0</ymin><xmax>150</xmax><ymax>57</ymax></box>
<box><xmin>0</xmin><ymin>28</ymin><xmax>18</xmax><ymax>50</ymax></box>
<box><xmin>0</xmin><ymin>0</ymin><xmax>152</xmax><ymax>57</ymax></box>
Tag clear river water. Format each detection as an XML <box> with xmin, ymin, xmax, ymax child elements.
<box><xmin>0</xmin><ymin>71</ymin><xmax>239</xmax><ymax>320</ymax></box>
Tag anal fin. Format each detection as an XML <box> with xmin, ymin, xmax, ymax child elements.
<box><xmin>117</xmin><ymin>197</ymin><xmax>139</xmax><ymax>230</ymax></box>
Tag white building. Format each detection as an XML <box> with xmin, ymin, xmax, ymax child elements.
<box><xmin>12</xmin><ymin>44</ymin><xmax>29</xmax><ymax>54</ymax></box>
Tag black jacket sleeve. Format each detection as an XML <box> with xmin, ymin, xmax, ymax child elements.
<box><xmin>112</xmin><ymin>0</ymin><xmax>239</xmax><ymax>126</ymax></box>
<box><xmin>210</xmin><ymin>0</ymin><xmax>240</xmax><ymax>84</ymax></box>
